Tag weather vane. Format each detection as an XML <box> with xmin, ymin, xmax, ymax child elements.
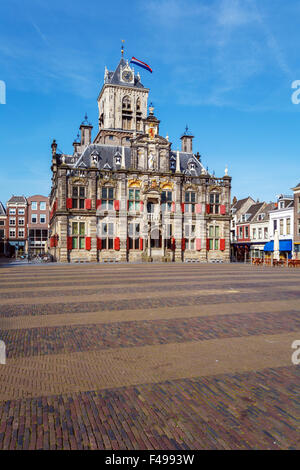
<box><xmin>121</xmin><ymin>40</ymin><xmax>125</xmax><ymax>57</ymax></box>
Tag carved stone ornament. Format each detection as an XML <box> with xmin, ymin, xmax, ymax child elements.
<box><xmin>71</xmin><ymin>177</ymin><xmax>87</xmax><ymax>185</ymax></box>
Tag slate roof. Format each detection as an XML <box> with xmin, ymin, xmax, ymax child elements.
<box><xmin>0</xmin><ymin>201</ymin><xmax>6</xmax><ymax>216</ymax></box>
<box><xmin>232</xmin><ymin>197</ymin><xmax>253</xmax><ymax>211</ymax></box>
<box><xmin>70</xmin><ymin>143</ymin><xmax>206</xmax><ymax>176</ymax></box>
<box><xmin>105</xmin><ymin>58</ymin><xmax>145</xmax><ymax>89</ymax></box>
<box><xmin>246</xmin><ymin>202</ymin><xmax>265</xmax><ymax>222</ymax></box>
<box><xmin>7</xmin><ymin>196</ymin><xmax>27</xmax><ymax>204</ymax></box>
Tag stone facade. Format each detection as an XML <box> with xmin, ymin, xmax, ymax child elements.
<box><xmin>49</xmin><ymin>55</ymin><xmax>231</xmax><ymax>263</ymax></box>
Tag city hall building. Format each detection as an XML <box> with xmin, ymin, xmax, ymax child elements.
<box><xmin>49</xmin><ymin>53</ymin><xmax>231</xmax><ymax>263</ymax></box>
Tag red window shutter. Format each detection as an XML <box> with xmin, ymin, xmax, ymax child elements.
<box><xmin>206</xmin><ymin>239</ymin><xmax>210</xmax><ymax>251</ymax></box>
<box><xmin>85</xmin><ymin>237</ymin><xmax>91</xmax><ymax>250</ymax></box>
<box><xmin>66</xmin><ymin>198</ymin><xmax>72</xmax><ymax>209</ymax></box>
<box><xmin>181</xmin><ymin>238</ymin><xmax>186</xmax><ymax>251</ymax></box>
<box><xmin>206</xmin><ymin>204</ymin><xmax>210</xmax><ymax>214</ymax></box>
<box><xmin>196</xmin><ymin>238</ymin><xmax>201</xmax><ymax>251</ymax></box>
<box><xmin>181</xmin><ymin>203</ymin><xmax>185</xmax><ymax>213</ymax></box>
<box><xmin>171</xmin><ymin>202</ymin><xmax>175</xmax><ymax>213</ymax></box>
<box><xmin>96</xmin><ymin>199</ymin><xmax>102</xmax><ymax>209</ymax></box>
<box><xmin>67</xmin><ymin>237</ymin><xmax>73</xmax><ymax>250</ymax></box>
<box><xmin>85</xmin><ymin>199</ymin><xmax>92</xmax><ymax>210</ymax></box>
<box><xmin>127</xmin><ymin>200</ymin><xmax>129</xmax><ymax>210</ymax></box>
<box><xmin>172</xmin><ymin>237</ymin><xmax>176</xmax><ymax>251</ymax></box>
<box><xmin>140</xmin><ymin>201</ymin><xmax>144</xmax><ymax>212</ymax></box>
<box><xmin>114</xmin><ymin>237</ymin><xmax>120</xmax><ymax>251</ymax></box>
<box><xmin>114</xmin><ymin>200</ymin><xmax>120</xmax><ymax>211</ymax></box>
<box><xmin>139</xmin><ymin>238</ymin><xmax>143</xmax><ymax>251</ymax></box>
<box><xmin>50</xmin><ymin>237</ymin><xmax>54</xmax><ymax>248</ymax></box>
<box><xmin>97</xmin><ymin>238</ymin><xmax>102</xmax><ymax>250</ymax></box>
<box><xmin>220</xmin><ymin>239</ymin><xmax>225</xmax><ymax>251</ymax></box>
<box><xmin>220</xmin><ymin>204</ymin><xmax>226</xmax><ymax>215</ymax></box>
<box><xmin>196</xmin><ymin>204</ymin><xmax>202</xmax><ymax>214</ymax></box>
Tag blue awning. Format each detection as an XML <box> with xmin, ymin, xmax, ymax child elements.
<box><xmin>280</xmin><ymin>240</ymin><xmax>292</xmax><ymax>251</ymax></box>
<box><xmin>264</xmin><ymin>240</ymin><xmax>292</xmax><ymax>252</ymax></box>
<box><xmin>264</xmin><ymin>241</ymin><xmax>273</xmax><ymax>252</ymax></box>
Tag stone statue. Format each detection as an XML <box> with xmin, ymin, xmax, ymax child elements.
<box><xmin>148</xmin><ymin>153</ymin><xmax>154</xmax><ymax>170</ymax></box>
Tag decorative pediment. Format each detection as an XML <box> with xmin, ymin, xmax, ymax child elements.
<box><xmin>160</xmin><ymin>181</ymin><xmax>173</xmax><ymax>190</ymax></box>
<box><xmin>209</xmin><ymin>185</ymin><xmax>222</xmax><ymax>192</ymax></box>
<box><xmin>100</xmin><ymin>177</ymin><xmax>117</xmax><ymax>187</ymax></box>
<box><xmin>71</xmin><ymin>177</ymin><xmax>87</xmax><ymax>185</ymax></box>
<box><xmin>128</xmin><ymin>178</ymin><xmax>141</xmax><ymax>188</ymax></box>
<box><xmin>183</xmin><ymin>183</ymin><xmax>198</xmax><ymax>191</ymax></box>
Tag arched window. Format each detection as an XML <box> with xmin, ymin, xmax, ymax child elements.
<box><xmin>136</xmin><ymin>98</ymin><xmax>142</xmax><ymax>131</ymax></box>
<box><xmin>122</xmin><ymin>96</ymin><xmax>132</xmax><ymax>130</ymax></box>
<box><xmin>122</xmin><ymin>96</ymin><xmax>131</xmax><ymax>110</ymax></box>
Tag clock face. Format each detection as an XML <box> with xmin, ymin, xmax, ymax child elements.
<box><xmin>122</xmin><ymin>70</ymin><xmax>133</xmax><ymax>82</ymax></box>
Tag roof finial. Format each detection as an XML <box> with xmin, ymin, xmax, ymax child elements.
<box><xmin>121</xmin><ymin>40</ymin><xmax>125</xmax><ymax>57</ymax></box>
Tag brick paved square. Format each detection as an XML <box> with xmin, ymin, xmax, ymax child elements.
<box><xmin>0</xmin><ymin>263</ymin><xmax>299</xmax><ymax>449</ymax></box>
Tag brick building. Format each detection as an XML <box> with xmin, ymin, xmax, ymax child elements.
<box><xmin>292</xmin><ymin>182</ymin><xmax>300</xmax><ymax>258</ymax></box>
<box><xmin>27</xmin><ymin>195</ymin><xmax>49</xmax><ymax>255</ymax></box>
<box><xmin>49</xmin><ymin>53</ymin><xmax>232</xmax><ymax>263</ymax></box>
<box><xmin>0</xmin><ymin>201</ymin><xmax>7</xmax><ymax>255</ymax></box>
<box><xmin>5</xmin><ymin>196</ymin><xmax>27</xmax><ymax>256</ymax></box>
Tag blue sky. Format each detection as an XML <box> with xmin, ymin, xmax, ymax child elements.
<box><xmin>0</xmin><ymin>0</ymin><xmax>300</xmax><ymax>204</ymax></box>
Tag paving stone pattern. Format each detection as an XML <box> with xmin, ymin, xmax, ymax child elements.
<box><xmin>0</xmin><ymin>263</ymin><xmax>299</xmax><ymax>450</ymax></box>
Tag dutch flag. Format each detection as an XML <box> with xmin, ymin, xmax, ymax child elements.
<box><xmin>130</xmin><ymin>57</ymin><xmax>152</xmax><ymax>73</ymax></box>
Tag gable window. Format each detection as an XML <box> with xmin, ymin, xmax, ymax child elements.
<box><xmin>9</xmin><ymin>208</ymin><xmax>16</xmax><ymax>215</ymax></box>
<box><xmin>209</xmin><ymin>193</ymin><xmax>220</xmax><ymax>214</ymax></box>
<box><xmin>72</xmin><ymin>222</ymin><xmax>85</xmax><ymax>249</ymax></box>
<box><xmin>184</xmin><ymin>191</ymin><xmax>196</xmax><ymax>213</ymax></box>
<box><xmin>102</xmin><ymin>187</ymin><xmax>114</xmax><ymax>210</ymax></box>
<box><xmin>128</xmin><ymin>223</ymin><xmax>140</xmax><ymax>249</ymax></box>
<box><xmin>72</xmin><ymin>186</ymin><xmax>85</xmax><ymax>209</ymax></box>
<box><xmin>18</xmin><ymin>208</ymin><xmax>25</xmax><ymax>215</ymax></box>
<box><xmin>128</xmin><ymin>189</ymin><xmax>140</xmax><ymax>211</ymax></box>
<box><xmin>161</xmin><ymin>191</ymin><xmax>172</xmax><ymax>212</ymax></box>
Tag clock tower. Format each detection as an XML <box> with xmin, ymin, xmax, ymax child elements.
<box><xmin>94</xmin><ymin>54</ymin><xmax>149</xmax><ymax>146</ymax></box>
